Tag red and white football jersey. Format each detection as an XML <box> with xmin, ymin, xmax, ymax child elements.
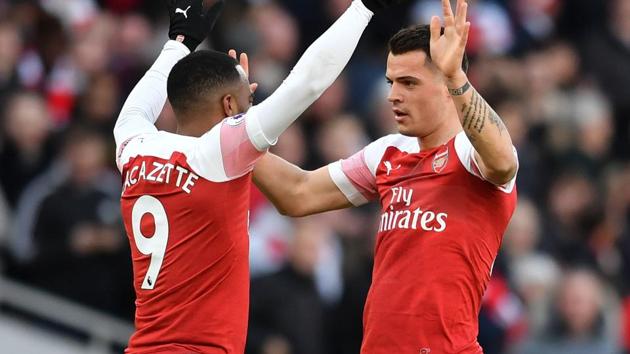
<box><xmin>329</xmin><ymin>132</ymin><xmax>518</xmax><ymax>354</ymax></box>
<box><xmin>117</xmin><ymin>115</ymin><xmax>262</xmax><ymax>354</ymax></box>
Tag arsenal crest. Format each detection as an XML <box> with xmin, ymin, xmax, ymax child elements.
<box><xmin>432</xmin><ymin>147</ymin><xmax>449</xmax><ymax>173</ymax></box>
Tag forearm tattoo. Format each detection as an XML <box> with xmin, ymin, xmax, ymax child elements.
<box><xmin>461</xmin><ymin>90</ymin><xmax>506</xmax><ymax>138</ymax></box>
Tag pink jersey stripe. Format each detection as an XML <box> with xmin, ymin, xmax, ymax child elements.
<box><xmin>220</xmin><ymin>117</ymin><xmax>264</xmax><ymax>178</ymax></box>
<box><xmin>340</xmin><ymin>149</ymin><xmax>378</xmax><ymax>201</ymax></box>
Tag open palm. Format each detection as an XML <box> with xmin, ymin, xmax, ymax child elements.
<box><xmin>429</xmin><ymin>0</ymin><xmax>470</xmax><ymax>79</ymax></box>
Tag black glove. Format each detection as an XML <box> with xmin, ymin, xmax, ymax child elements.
<box><xmin>167</xmin><ymin>0</ymin><xmax>225</xmax><ymax>52</ymax></box>
<box><xmin>361</xmin><ymin>0</ymin><xmax>406</xmax><ymax>13</ymax></box>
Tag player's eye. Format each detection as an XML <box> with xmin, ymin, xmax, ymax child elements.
<box><xmin>403</xmin><ymin>80</ymin><xmax>416</xmax><ymax>88</ymax></box>
<box><xmin>386</xmin><ymin>79</ymin><xmax>393</xmax><ymax>87</ymax></box>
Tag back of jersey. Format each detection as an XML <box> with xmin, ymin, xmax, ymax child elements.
<box><xmin>119</xmin><ymin>128</ymin><xmax>254</xmax><ymax>354</ymax></box>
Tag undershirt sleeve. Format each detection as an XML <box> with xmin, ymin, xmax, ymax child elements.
<box><xmin>113</xmin><ymin>40</ymin><xmax>190</xmax><ymax>170</ymax></box>
<box><xmin>244</xmin><ymin>0</ymin><xmax>373</xmax><ymax>151</ymax></box>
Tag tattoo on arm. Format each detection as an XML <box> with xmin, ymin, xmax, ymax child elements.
<box><xmin>461</xmin><ymin>90</ymin><xmax>506</xmax><ymax>137</ymax></box>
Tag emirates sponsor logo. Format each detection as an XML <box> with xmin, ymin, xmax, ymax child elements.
<box><xmin>378</xmin><ymin>187</ymin><xmax>447</xmax><ymax>233</ymax></box>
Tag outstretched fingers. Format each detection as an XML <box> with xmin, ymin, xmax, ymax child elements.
<box><xmin>441</xmin><ymin>0</ymin><xmax>455</xmax><ymax>26</ymax></box>
<box><xmin>228</xmin><ymin>49</ymin><xmax>257</xmax><ymax>93</ymax></box>
<box><xmin>430</xmin><ymin>15</ymin><xmax>442</xmax><ymax>46</ymax></box>
<box><xmin>239</xmin><ymin>53</ymin><xmax>249</xmax><ymax>76</ymax></box>
<box><xmin>455</xmin><ymin>0</ymin><xmax>468</xmax><ymax>32</ymax></box>
<box><xmin>228</xmin><ymin>50</ymin><xmax>250</xmax><ymax>76</ymax></box>
<box><xmin>460</xmin><ymin>22</ymin><xmax>471</xmax><ymax>49</ymax></box>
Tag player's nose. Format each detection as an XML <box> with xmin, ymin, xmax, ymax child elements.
<box><xmin>387</xmin><ymin>85</ymin><xmax>403</xmax><ymax>103</ymax></box>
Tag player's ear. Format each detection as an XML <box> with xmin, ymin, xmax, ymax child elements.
<box><xmin>222</xmin><ymin>94</ymin><xmax>235</xmax><ymax>117</ymax></box>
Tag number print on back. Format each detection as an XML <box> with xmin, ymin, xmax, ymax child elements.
<box><xmin>132</xmin><ymin>195</ymin><xmax>170</xmax><ymax>290</ymax></box>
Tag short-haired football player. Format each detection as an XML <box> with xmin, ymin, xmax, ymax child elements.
<box><xmin>113</xmin><ymin>0</ymin><xmax>407</xmax><ymax>352</ymax></box>
<box><xmin>252</xmin><ymin>0</ymin><xmax>518</xmax><ymax>353</ymax></box>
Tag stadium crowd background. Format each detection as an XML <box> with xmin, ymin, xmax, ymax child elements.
<box><xmin>0</xmin><ymin>0</ymin><xmax>628</xmax><ymax>353</ymax></box>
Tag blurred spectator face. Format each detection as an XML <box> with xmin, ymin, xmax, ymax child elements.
<box><xmin>35</xmin><ymin>13</ymin><xmax>67</xmax><ymax>70</ymax></box>
<box><xmin>605</xmin><ymin>166</ymin><xmax>630</xmax><ymax>215</ymax></box>
<box><xmin>547</xmin><ymin>42</ymin><xmax>579</xmax><ymax>87</ymax></box>
<box><xmin>271</xmin><ymin>124</ymin><xmax>307</xmax><ymax>166</ymax></box>
<box><xmin>309</xmin><ymin>76</ymin><xmax>348</xmax><ymax>121</ymax></box>
<box><xmin>116</xmin><ymin>13</ymin><xmax>151</xmax><ymax>58</ymax></box>
<box><xmin>496</xmin><ymin>99</ymin><xmax>527</xmax><ymax>147</ymax></box>
<box><xmin>73</xmin><ymin>14</ymin><xmax>116</xmax><ymax>75</ymax></box>
<box><xmin>504</xmin><ymin>198</ymin><xmax>541</xmax><ymax>258</ymax></box>
<box><xmin>611</xmin><ymin>0</ymin><xmax>630</xmax><ymax>42</ymax></box>
<box><xmin>289</xmin><ymin>218</ymin><xmax>326</xmax><ymax>276</ymax></box>
<box><xmin>549</xmin><ymin>173</ymin><xmax>597</xmax><ymax>227</ymax></box>
<box><xmin>65</xmin><ymin>131</ymin><xmax>108</xmax><ymax>185</ymax></box>
<box><xmin>252</xmin><ymin>3</ymin><xmax>299</xmax><ymax>63</ymax></box>
<box><xmin>556</xmin><ymin>270</ymin><xmax>604</xmax><ymax>337</ymax></box>
<box><xmin>80</xmin><ymin>73</ymin><xmax>119</xmax><ymax>124</ymax></box>
<box><xmin>317</xmin><ymin>114</ymin><xmax>368</xmax><ymax>162</ymax></box>
<box><xmin>0</xmin><ymin>21</ymin><xmax>21</xmax><ymax>77</ymax></box>
<box><xmin>4</xmin><ymin>93</ymin><xmax>51</xmax><ymax>153</ymax></box>
<box><xmin>574</xmin><ymin>90</ymin><xmax>613</xmax><ymax>159</ymax></box>
<box><xmin>525</xmin><ymin>51</ymin><xmax>556</xmax><ymax>98</ymax></box>
<box><xmin>513</xmin><ymin>254</ymin><xmax>560</xmax><ymax>306</ymax></box>
<box><xmin>386</xmin><ymin>50</ymin><xmax>450</xmax><ymax>137</ymax></box>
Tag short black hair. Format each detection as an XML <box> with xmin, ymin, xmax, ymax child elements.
<box><xmin>167</xmin><ymin>50</ymin><xmax>241</xmax><ymax>114</ymax></box>
<box><xmin>388</xmin><ymin>24</ymin><xmax>469</xmax><ymax>73</ymax></box>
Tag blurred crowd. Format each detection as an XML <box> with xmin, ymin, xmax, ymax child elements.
<box><xmin>0</xmin><ymin>0</ymin><xmax>628</xmax><ymax>353</ymax></box>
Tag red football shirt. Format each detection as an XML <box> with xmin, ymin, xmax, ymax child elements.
<box><xmin>117</xmin><ymin>115</ymin><xmax>262</xmax><ymax>353</ymax></box>
<box><xmin>329</xmin><ymin>132</ymin><xmax>517</xmax><ymax>353</ymax></box>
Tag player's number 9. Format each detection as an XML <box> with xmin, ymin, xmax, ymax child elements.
<box><xmin>131</xmin><ymin>195</ymin><xmax>169</xmax><ymax>290</ymax></box>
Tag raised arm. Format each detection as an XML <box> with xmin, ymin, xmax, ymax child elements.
<box><xmin>113</xmin><ymin>41</ymin><xmax>189</xmax><ymax>149</ymax></box>
<box><xmin>253</xmin><ymin>154</ymin><xmax>353</xmax><ymax>217</ymax></box>
<box><xmin>114</xmin><ymin>0</ymin><xmax>224</xmax><ymax>158</ymax></box>
<box><xmin>430</xmin><ymin>0</ymin><xmax>517</xmax><ymax>185</ymax></box>
<box><xmin>246</xmin><ymin>0</ymin><xmax>406</xmax><ymax>149</ymax></box>
<box><xmin>255</xmin><ymin>135</ymin><xmax>385</xmax><ymax>216</ymax></box>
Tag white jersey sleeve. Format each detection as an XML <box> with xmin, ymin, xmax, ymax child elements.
<box><xmin>454</xmin><ymin>131</ymin><xmax>518</xmax><ymax>193</ymax></box>
<box><xmin>243</xmin><ymin>0</ymin><xmax>373</xmax><ymax>151</ymax></box>
<box><xmin>117</xmin><ymin>116</ymin><xmax>262</xmax><ymax>184</ymax></box>
<box><xmin>114</xmin><ymin>40</ymin><xmax>190</xmax><ymax>171</ymax></box>
<box><xmin>194</xmin><ymin>113</ymin><xmax>264</xmax><ymax>181</ymax></box>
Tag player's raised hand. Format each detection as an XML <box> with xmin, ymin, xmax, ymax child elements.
<box><xmin>167</xmin><ymin>0</ymin><xmax>225</xmax><ymax>52</ymax></box>
<box><xmin>361</xmin><ymin>0</ymin><xmax>408</xmax><ymax>13</ymax></box>
<box><xmin>429</xmin><ymin>0</ymin><xmax>470</xmax><ymax>80</ymax></box>
<box><xmin>228</xmin><ymin>49</ymin><xmax>258</xmax><ymax>94</ymax></box>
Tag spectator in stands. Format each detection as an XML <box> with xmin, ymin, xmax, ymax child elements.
<box><xmin>24</xmin><ymin>127</ymin><xmax>132</xmax><ymax>318</ymax></box>
<box><xmin>74</xmin><ymin>72</ymin><xmax>120</xmax><ymax>137</ymax></box>
<box><xmin>0</xmin><ymin>92</ymin><xmax>54</xmax><ymax>207</ymax></box>
<box><xmin>0</xmin><ymin>20</ymin><xmax>21</xmax><ymax>109</ymax></box>
<box><xmin>580</xmin><ymin>0</ymin><xmax>630</xmax><ymax>159</ymax></box>
<box><xmin>512</xmin><ymin>268</ymin><xmax>620</xmax><ymax>354</ymax></box>
<box><xmin>248</xmin><ymin>217</ymin><xmax>333</xmax><ymax>354</ymax></box>
<box><xmin>544</xmin><ymin>171</ymin><xmax>602</xmax><ymax>266</ymax></box>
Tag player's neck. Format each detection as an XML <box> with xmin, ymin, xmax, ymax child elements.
<box><xmin>417</xmin><ymin>115</ymin><xmax>462</xmax><ymax>150</ymax></box>
<box><xmin>176</xmin><ymin>114</ymin><xmax>224</xmax><ymax>137</ymax></box>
